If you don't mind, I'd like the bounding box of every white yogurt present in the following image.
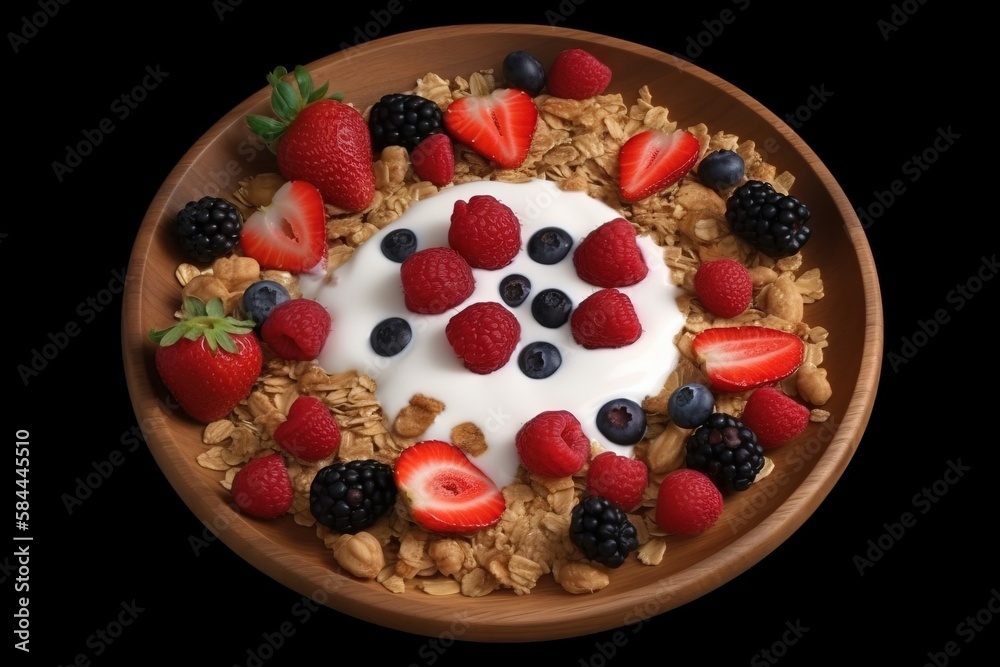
[299,180,683,488]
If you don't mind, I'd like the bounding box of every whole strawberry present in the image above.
[448,195,521,270]
[150,297,263,424]
[655,468,724,536]
[231,453,294,519]
[260,298,332,361]
[445,301,520,374]
[247,65,375,212]
[274,396,341,461]
[586,451,648,512]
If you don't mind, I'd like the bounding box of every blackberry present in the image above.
[725,180,811,258]
[368,93,444,152]
[685,413,765,492]
[309,459,397,534]
[176,196,243,263]
[569,495,639,568]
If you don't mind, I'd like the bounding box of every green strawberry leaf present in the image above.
[149,297,255,355]
[245,64,347,150]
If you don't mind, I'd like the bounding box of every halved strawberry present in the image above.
[443,87,538,169]
[393,440,506,534]
[691,326,805,392]
[240,180,327,274]
[618,129,700,202]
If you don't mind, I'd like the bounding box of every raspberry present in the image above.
[694,258,753,318]
[586,451,648,512]
[260,298,331,360]
[448,195,522,270]
[546,48,612,100]
[273,396,342,461]
[572,218,648,288]
[655,468,723,536]
[739,387,810,449]
[231,453,294,519]
[515,410,590,477]
[570,288,642,349]
[400,246,475,314]
[411,133,455,187]
[445,301,521,374]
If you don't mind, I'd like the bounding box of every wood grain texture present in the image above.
[122,24,882,641]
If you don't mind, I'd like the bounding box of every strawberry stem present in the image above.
[149,297,256,355]
[246,65,346,152]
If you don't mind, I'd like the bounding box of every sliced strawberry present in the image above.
[691,326,805,392]
[240,180,327,274]
[393,440,506,534]
[618,129,700,202]
[443,88,538,169]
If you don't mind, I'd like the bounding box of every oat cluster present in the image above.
[175,70,833,596]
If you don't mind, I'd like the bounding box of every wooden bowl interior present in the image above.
[123,24,882,641]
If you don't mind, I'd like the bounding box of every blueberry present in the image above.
[667,383,715,428]
[697,150,745,190]
[502,50,546,97]
[527,227,573,265]
[380,228,417,262]
[596,398,647,445]
[531,288,572,328]
[242,280,290,332]
[518,341,562,379]
[370,317,412,357]
[499,274,531,307]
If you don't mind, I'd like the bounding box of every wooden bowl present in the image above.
[122,24,882,641]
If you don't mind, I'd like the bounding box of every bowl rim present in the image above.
[122,23,884,641]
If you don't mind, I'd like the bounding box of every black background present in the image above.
[9,0,994,665]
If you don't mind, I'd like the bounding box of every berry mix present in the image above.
[153,49,832,596]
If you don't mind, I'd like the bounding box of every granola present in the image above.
[182,69,830,596]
